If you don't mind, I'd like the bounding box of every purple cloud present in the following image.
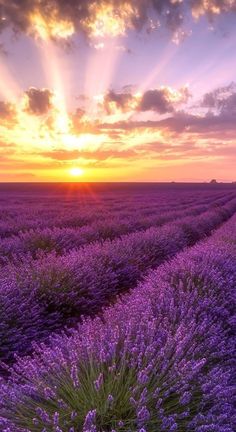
[25,87,53,115]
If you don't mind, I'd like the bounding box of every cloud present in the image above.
[11,172,36,179]
[0,100,16,125]
[191,0,236,19]
[98,108,236,136]
[139,89,174,113]
[202,82,236,115]
[42,147,138,162]
[103,90,134,114]
[0,172,36,181]
[0,80,235,176]
[71,107,86,124]
[0,100,13,117]
[24,87,53,115]
[0,0,236,42]
[101,85,191,115]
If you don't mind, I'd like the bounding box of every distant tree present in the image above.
[210,179,217,184]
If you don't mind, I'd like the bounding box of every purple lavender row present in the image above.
[0,198,236,367]
[0,192,193,236]
[1,209,236,432]
[0,194,232,264]
[0,191,228,238]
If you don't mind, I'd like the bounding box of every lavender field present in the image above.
[0,183,235,432]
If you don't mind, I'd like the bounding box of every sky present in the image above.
[0,0,236,182]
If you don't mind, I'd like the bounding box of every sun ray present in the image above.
[84,38,124,117]
[137,42,179,94]
[0,60,21,102]
[36,39,71,136]
[184,33,236,96]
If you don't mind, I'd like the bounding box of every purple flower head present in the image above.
[70,363,80,388]
[33,417,39,425]
[137,370,149,385]
[137,406,150,426]
[53,412,59,426]
[71,411,77,420]
[44,386,56,400]
[94,372,103,391]
[129,396,137,406]
[161,416,178,431]
[83,409,97,432]
[180,391,192,405]
[107,394,114,404]
[35,407,50,424]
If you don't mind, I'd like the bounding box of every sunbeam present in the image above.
[84,38,125,117]
[0,60,21,102]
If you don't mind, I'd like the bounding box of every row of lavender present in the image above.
[0,190,229,238]
[0,194,233,263]
[1,197,236,366]
[1,205,236,431]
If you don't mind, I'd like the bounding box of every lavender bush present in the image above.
[0,194,231,263]
[0,189,229,238]
[0,197,235,365]
[1,208,235,431]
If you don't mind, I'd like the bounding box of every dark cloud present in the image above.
[122,84,136,93]
[152,0,184,31]
[25,87,53,115]
[103,90,133,114]
[202,82,236,116]
[139,89,174,113]
[101,86,191,115]
[0,0,235,42]
[221,93,236,115]
[99,108,236,136]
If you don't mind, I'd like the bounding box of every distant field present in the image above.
[0,184,235,432]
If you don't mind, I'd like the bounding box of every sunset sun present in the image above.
[69,167,84,177]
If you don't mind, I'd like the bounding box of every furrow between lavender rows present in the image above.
[0,197,236,366]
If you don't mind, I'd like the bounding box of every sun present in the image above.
[69,167,84,177]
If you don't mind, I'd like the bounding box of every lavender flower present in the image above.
[0,189,235,432]
[94,373,103,391]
